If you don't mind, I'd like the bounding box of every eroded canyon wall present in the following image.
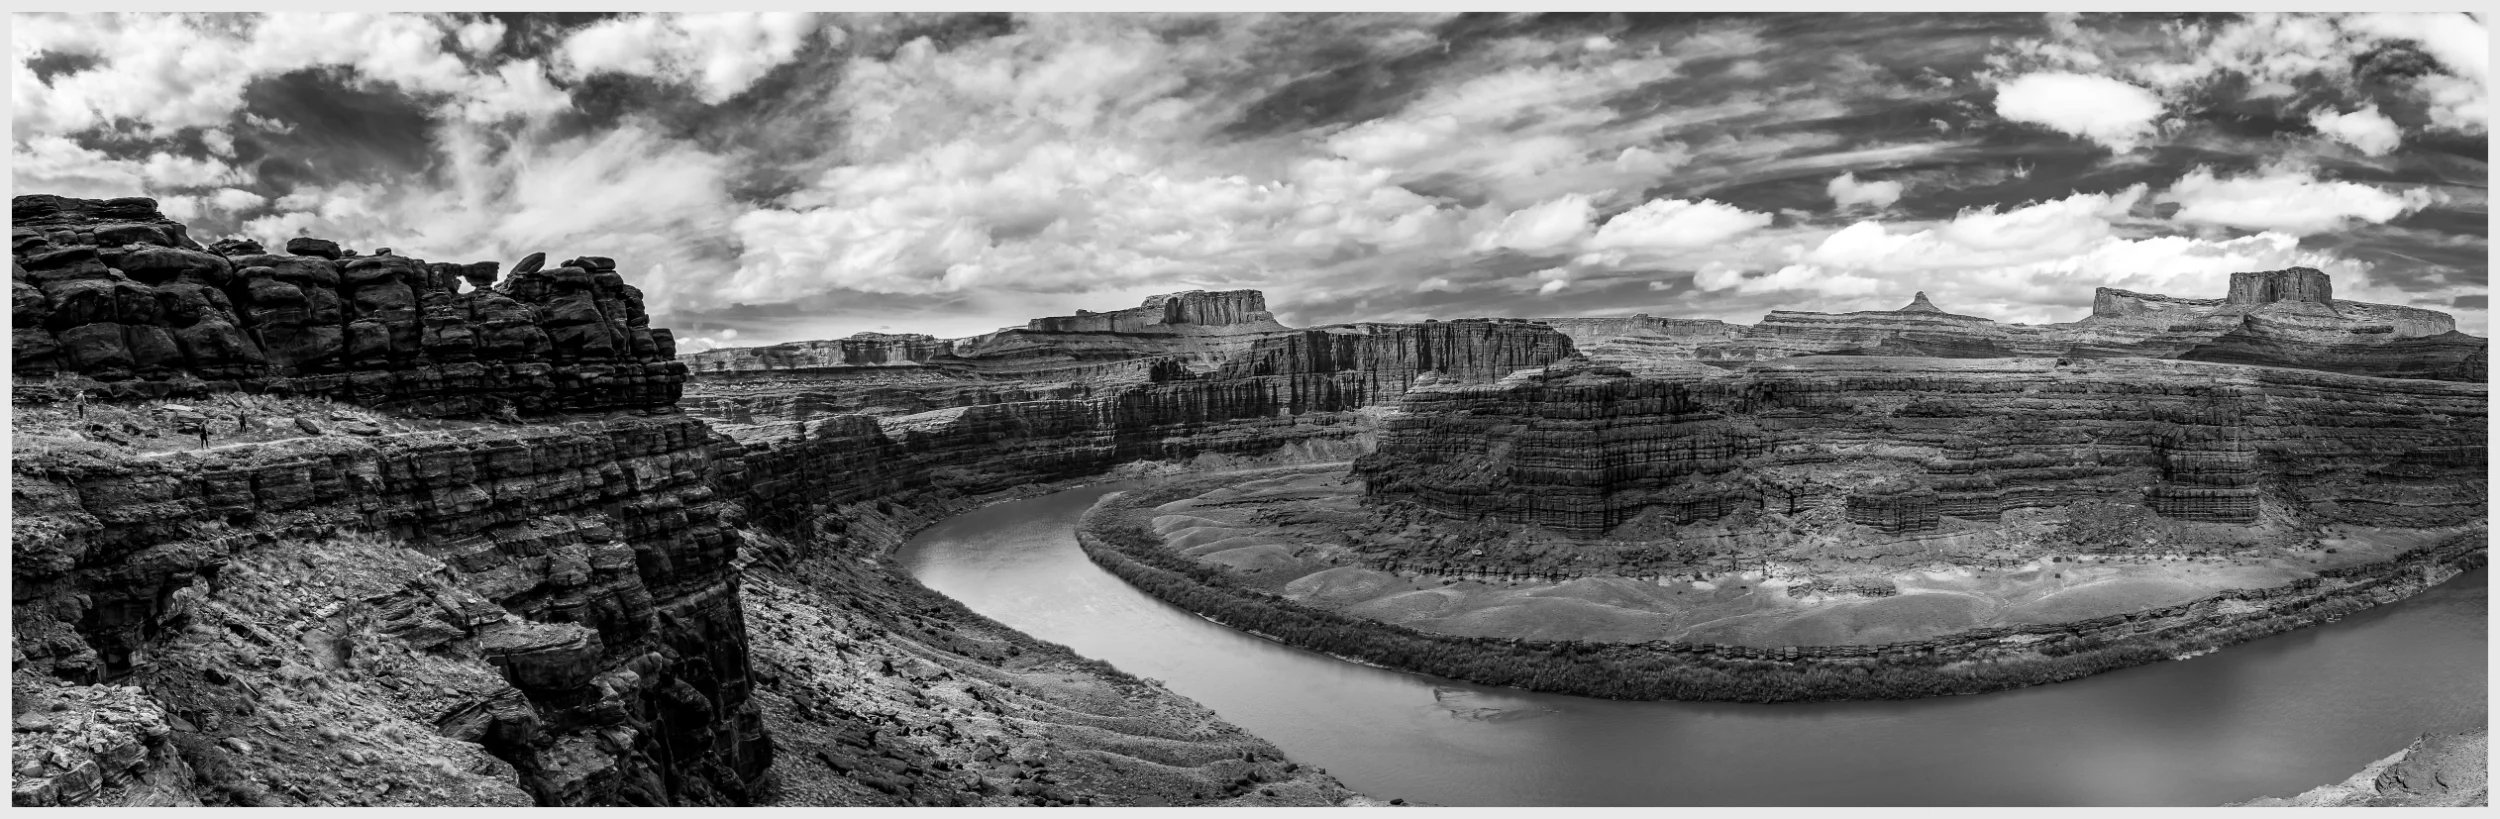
[1356,358,2486,537]
[1543,269,2485,382]
[13,194,686,415]
[11,196,755,806]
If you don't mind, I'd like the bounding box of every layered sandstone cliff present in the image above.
[1546,269,2484,382]
[11,196,756,806]
[11,195,1360,808]
[680,296,1580,487]
[11,412,766,806]
[1356,358,2485,537]
[13,195,685,415]
[683,333,954,374]
[1023,289,1285,334]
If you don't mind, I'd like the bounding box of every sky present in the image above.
[11,11,2489,349]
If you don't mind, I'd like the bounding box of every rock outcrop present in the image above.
[2233,729,2488,807]
[12,195,1360,808]
[1546,268,2484,382]
[12,195,685,415]
[1024,290,1285,334]
[683,333,954,373]
[1357,358,2485,537]
[11,413,768,806]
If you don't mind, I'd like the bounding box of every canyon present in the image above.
[9,196,1358,807]
[1073,271,2481,700]
[11,194,2484,805]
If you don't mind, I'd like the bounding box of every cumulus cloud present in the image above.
[719,17,1486,312]
[1991,71,2166,152]
[238,125,744,318]
[1825,172,1905,208]
[1531,267,1572,296]
[13,13,2481,343]
[12,13,572,136]
[1472,195,1597,254]
[1996,12,2489,138]
[11,137,240,198]
[1589,198,1773,252]
[2308,105,2403,155]
[459,59,573,123]
[210,187,266,212]
[1695,186,2372,324]
[2161,165,2440,235]
[557,13,829,104]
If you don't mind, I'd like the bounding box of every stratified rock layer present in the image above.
[13,194,1363,808]
[1542,269,2484,382]
[12,415,768,805]
[1024,289,1285,334]
[1357,358,2486,536]
[12,195,685,415]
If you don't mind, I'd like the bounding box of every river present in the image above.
[896,483,2488,806]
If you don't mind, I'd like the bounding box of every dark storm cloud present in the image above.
[24,50,103,84]
[239,68,440,189]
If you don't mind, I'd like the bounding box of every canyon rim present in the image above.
[9,9,2491,810]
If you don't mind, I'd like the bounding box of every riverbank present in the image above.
[2232,729,2488,807]
[1077,479,2487,702]
[733,469,1363,806]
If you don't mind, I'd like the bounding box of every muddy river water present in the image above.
[897,483,2487,806]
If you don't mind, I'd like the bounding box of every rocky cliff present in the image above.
[10,195,1362,808]
[1023,289,1285,334]
[1547,269,2484,382]
[13,194,685,415]
[1356,358,2485,537]
[683,333,954,374]
[12,195,754,806]
[679,297,1580,484]
[11,411,765,806]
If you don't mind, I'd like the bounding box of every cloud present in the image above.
[1686,185,2385,326]
[13,13,2484,344]
[1531,267,1572,296]
[2308,105,2403,155]
[11,12,572,137]
[557,13,830,104]
[1471,194,1595,255]
[2161,165,2440,235]
[1319,51,1696,210]
[456,18,507,57]
[1996,12,2489,137]
[1825,172,1905,208]
[210,187,266,211]
[11,137,240,198]
[458,59,573,123]
[1589,198,1773,252]
[238,125,745,319]
[1991,71,2165,152]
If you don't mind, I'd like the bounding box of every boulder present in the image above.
[285,237,343,260]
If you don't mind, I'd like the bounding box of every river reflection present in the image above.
[897,483,2487,807]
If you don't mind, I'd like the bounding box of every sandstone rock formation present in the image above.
[1357,358,2485,537]
[680,297,1579,492]
[1023,289,1286,334]
[11,195,1357,808]
[12,412,768,806]
[1542,268,2485,382]
[12,195,685,415]
[2233,729,2488,807]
